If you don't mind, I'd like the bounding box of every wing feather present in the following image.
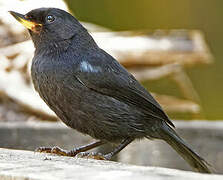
[75,50,175,128]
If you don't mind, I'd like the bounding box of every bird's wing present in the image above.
[75,51,174,128]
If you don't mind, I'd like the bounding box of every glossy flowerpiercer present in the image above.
[10,8,211,173]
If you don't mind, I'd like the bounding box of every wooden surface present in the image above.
[92,30,213,67]
[0,148,222,180]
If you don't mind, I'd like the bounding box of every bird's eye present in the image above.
[47,15,55,22]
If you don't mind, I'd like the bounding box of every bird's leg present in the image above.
[35,140,105,157]
[104,138,133,160]
[78,138,133,160]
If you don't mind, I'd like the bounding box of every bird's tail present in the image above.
[157,122,212,173]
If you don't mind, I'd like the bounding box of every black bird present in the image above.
[10,8,211,173]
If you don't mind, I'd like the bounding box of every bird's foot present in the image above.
[35,141,105,157]
[76,152,108,160]
[35,147,109,160]
[35,146,77,157]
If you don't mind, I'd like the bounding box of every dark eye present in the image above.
[47,15,55,22]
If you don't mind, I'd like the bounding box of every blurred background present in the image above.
[0,0,222,120]
[66,0,223,120]
[0,0,222,174]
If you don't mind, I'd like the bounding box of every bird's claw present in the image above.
[76,152,107,160]
[35,146,72,156]
[35,147,53,153]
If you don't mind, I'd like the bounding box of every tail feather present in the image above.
[158,122,212,173]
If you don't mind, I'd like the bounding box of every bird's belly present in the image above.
[36,77,147,142]
[31,58,148,142]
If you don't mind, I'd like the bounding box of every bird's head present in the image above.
[9,8,85,51]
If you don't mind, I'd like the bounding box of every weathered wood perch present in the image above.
[0,148,222,180]
[93,30,213,67]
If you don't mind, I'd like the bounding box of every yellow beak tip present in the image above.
[9,11,42,30]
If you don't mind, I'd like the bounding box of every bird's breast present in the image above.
[31,55,83,112]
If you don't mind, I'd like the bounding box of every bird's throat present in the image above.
[34,37,73,55]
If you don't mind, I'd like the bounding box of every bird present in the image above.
[9,8,211,173]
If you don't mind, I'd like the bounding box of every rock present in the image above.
[0,148,222,180]
[0,120,222,173]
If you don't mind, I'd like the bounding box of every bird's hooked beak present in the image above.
[9,11,42,32]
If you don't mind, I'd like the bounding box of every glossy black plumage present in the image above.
[10,8,211,173]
